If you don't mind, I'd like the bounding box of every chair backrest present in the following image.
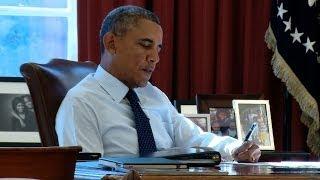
[20,59,97,146]
[0,146,81,179]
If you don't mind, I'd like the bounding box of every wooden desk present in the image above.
[0,146,81,179]
[75,161,320,179]
[260,151,311,161]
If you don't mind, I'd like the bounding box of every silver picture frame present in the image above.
[233,99,275,150]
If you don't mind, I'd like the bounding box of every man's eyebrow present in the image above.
[138,38,162,49]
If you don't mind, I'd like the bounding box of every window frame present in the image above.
[0,0,78,62]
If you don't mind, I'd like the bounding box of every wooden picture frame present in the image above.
[233,99,275,150]
[184,114,211,132]
[0,77,41,146]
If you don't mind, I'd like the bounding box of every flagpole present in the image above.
[283,87,292,153]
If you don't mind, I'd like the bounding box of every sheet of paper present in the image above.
[269,161,320,168]
[222,161,276,166]
[222,161,320,168]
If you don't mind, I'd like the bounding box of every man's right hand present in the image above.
[232,141,261,162]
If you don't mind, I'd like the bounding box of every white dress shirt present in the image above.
[55,66,242,160]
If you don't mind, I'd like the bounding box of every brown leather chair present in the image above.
[20,59,97,146]
[0,146,81,179]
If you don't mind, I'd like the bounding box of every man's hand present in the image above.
[232,141,261,162]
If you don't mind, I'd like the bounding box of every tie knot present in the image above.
[126,89,140,103]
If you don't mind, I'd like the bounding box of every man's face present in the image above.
[23,97,33,109]
[107,19,163,88]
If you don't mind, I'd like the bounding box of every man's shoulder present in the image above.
[65,74,100,101]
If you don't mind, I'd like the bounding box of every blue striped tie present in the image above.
[126,89,157,156]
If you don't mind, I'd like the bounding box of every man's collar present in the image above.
[93,65,128,103]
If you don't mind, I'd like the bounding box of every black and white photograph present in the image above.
[0,94,37,132]
[233,100,275,150]
[0,81,40,145]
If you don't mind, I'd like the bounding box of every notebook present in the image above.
[99,157,188,169]
[144,147,221,166]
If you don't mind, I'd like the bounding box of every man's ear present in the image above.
[103,32,116,55]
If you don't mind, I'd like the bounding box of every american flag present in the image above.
[265,0,320,155]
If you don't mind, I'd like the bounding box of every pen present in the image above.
[244,123,257,141]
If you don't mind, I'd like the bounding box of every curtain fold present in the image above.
[77,0,308,153]
[152,0,175,97]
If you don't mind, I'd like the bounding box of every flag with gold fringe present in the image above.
[265,0,320,155]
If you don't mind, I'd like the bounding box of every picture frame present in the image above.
[184,114,211,132]
[209,108,237,138]
[196,94,263,138]
[233,99,275,150]
[0,77,41,147]
[173,99,197,114]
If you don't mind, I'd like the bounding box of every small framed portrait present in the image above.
[0,78,41,146]
[184,114,211,132]
[174,99,197,114]
[209,108,237,138]
[233,100,275,150]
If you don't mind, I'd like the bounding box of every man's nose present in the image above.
[147,49,160,64]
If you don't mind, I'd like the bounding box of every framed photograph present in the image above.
[196,94,263,138]
[184,114,211,132]
[174,99,197,114]
[209,108,237,138]
[233,100,275,150]
[0,77,41,146]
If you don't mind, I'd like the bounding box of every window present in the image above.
[0,0,77,77]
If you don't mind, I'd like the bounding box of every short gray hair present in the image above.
[100,5,160,54]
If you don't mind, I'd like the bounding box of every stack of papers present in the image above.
[75,161,127,179]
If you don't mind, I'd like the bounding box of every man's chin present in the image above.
[137,81,148,88]
[136,80,149,87]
